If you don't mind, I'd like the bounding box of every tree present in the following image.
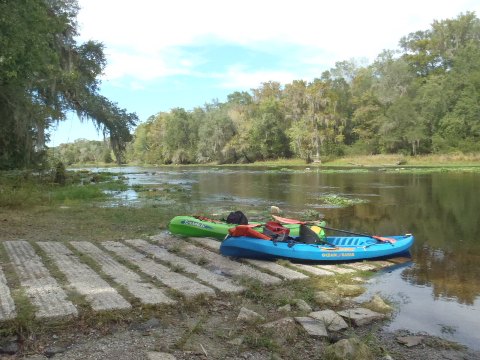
[163,108,198,164]
[0,0,137,169]
[196,107,236,163]
[249,113,290,160]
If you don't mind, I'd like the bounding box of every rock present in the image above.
[146,352,177,360]
[314,291,341,307]
[364,294,393,313]
[44,346,67,358]
[396,335,424,347]
[337,307,385,326]
[278,304,291,313]
[324,337,373,360]
[294,317,328,338]
[293,298,312,312]
[236,307,265,323]
[0,341,19,355]
[309,309,349,331]
[270,206,281,214]
[337,284,365,297]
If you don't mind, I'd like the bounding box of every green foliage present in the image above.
[0,169,118,208]
[124,12,480,165]
[0,0,136,170]
[51,139,113,165]
[249,112,291,160]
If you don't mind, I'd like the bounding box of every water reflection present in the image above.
[87,166,480,348]
[357,265,480,350]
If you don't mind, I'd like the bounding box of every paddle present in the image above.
[272,215,396,244]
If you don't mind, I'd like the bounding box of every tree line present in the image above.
[0,0,137,170]
[124,12,480,165]
[3,3,478,168]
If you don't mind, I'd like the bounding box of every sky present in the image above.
[48,0,480,146]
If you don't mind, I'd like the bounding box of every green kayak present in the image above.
[168,215,303,240]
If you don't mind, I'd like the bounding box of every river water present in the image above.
[91,165,480,349]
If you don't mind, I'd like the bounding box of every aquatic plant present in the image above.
[319,194,368,207]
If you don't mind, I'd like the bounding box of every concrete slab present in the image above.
[189,236,309,280]
[37,242,131,311]
[189,237,222,251]
[102,241,215,299]
[0,266,16,320]
[125,239,244,293]
[3,241,77,318]
[343,263,377,271]
[244,259,309,280]
[316,264,356,274]
[70,241,175,305]
[289,263,334,276]
[153,236,281,285]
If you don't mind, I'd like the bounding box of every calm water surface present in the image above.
[94,166,480,349]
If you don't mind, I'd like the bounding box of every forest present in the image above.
[123,11,480,165]
[1,1,479,168]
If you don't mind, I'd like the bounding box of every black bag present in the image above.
[226,211,248,225]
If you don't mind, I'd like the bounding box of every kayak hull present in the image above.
[168,216,301,239]
[219,234,414,262]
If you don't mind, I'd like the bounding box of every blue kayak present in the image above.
[219,234,414,261]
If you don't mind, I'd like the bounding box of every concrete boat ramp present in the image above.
[0,234,410,321]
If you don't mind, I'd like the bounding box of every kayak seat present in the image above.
[298,224,320,244]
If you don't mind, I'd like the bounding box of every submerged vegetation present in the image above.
[319,194,369,207]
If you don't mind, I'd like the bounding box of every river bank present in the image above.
[67,153,480,169]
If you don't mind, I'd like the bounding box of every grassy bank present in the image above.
[323,153,480,167]
[0,170,169,242]
[120,153,480,168]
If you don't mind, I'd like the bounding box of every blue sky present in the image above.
[48,0,480,145]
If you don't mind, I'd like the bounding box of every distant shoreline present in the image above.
[67,153,480,169]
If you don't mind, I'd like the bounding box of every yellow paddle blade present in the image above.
[311,226,321,234]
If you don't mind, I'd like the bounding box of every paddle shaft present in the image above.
[271,215,395,243]
[320,225,372,237]
[320,225,395,243]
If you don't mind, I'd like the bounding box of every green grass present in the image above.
[0,170,122,208]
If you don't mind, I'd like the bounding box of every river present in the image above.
[90,165,480,349]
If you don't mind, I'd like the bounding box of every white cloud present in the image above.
[102,49,192,80]
[77,0,479,84]
[218,65,298,89]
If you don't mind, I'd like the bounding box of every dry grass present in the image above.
[324,153,480,167]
